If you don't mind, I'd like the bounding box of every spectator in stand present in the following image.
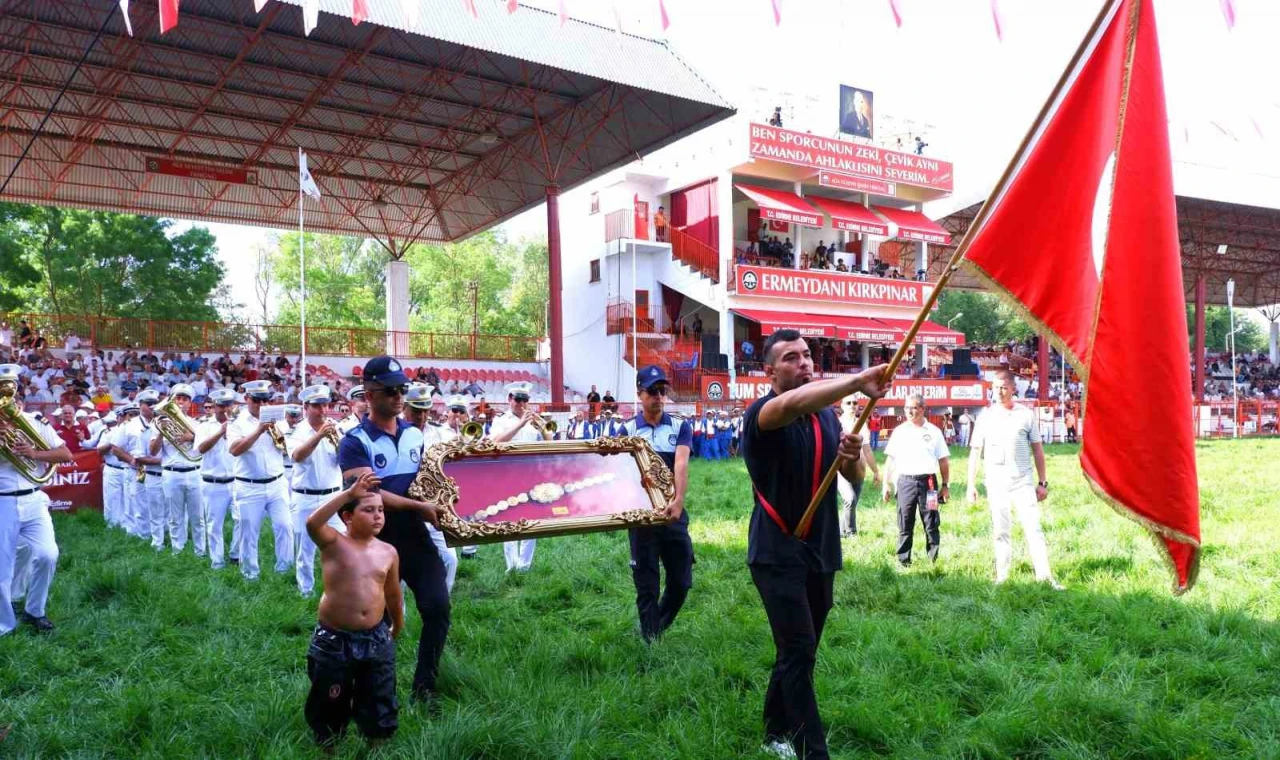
[0,321,11,348]
[692,315,703,340]
[586,385,601,418]
[462,379,484,397]
[52,405,87,451]
[835,260,849,273]
[654,205,668,243]
[602,390,617,414]
[868,408,883,450]
[18,320,33,348]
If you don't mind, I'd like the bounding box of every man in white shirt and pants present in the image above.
[152,384,206,556]
[134,390,168,550]
[287,385,343,597]
[227,379,294,580]
[966,371,1062,589]
[490,381,552,572]
[93,412,125,529]
[882,393,950,567]
[196,388,239,569]
[0,366,72,636]
[336,385,367,435]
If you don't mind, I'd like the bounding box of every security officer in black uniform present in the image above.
[623,366,693,641]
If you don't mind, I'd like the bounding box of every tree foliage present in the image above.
[932,289,1033,346]
[1188,305,1266,354]
[0,203,224,320]
[269,229,549,337]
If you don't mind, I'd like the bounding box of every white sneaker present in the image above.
[762,740,797,759]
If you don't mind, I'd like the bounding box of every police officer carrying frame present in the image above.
[623,366,693,641]
[740,331,889,760]
[338,356,448,706]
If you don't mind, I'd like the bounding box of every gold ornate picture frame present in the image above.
[408,436,675,546]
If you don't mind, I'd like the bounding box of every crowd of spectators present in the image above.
[740,223,924,281]
[1198,351,1280,399]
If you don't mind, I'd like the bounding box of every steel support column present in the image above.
[547,184,565,406]
[1194,273,1206,403]
[1038,335,1051,400]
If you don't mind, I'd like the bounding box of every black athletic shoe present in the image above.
[19,611,54,634]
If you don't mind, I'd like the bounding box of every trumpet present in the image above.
[155,399,202,462]
[267,424,287,453]
[0,381,57,484]
[460,420,485,443]
[135,463,147,484]
[530,413,557,438]
[323,425,340,448]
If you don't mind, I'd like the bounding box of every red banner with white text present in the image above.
[735,264,933,308]
[749,123,954,192]
[42,450,103,512]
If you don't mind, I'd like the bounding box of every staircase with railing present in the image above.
[670,226,720,283]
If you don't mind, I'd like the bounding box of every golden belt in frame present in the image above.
[470,472,618,520]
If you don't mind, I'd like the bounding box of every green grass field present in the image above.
[3,439,1279,759]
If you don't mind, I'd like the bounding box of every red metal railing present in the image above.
[670,226,719,282]
[0,312,540,362]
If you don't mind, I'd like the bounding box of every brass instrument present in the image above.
[267,424,287,453]
[460,420,485,443]
[155,399,203,462]
[530,413,558,438]
[322,422,340,448]
[135,464,147,484]
[0,380,57,484]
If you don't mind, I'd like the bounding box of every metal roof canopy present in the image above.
[924,196,1280,309]
[0,0,734,251]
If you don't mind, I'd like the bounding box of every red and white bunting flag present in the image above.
[302,0,319,35]
[888,0,902,28]
[118,0,133,35]
[1219,0,1236,29]
[990,0,1003,41]
[507,0,518,12]
[254,0,268,12]
[158,0,179,33]
[658,0,670,30]
[352,0,369,25]
[960,0,1200,592]
[771,0,782,26]
[558,0,568,26]
[401,0,420,28]
[463,0,478,18]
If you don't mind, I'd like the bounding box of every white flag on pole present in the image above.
[299,150,322,199]
[255,0,269,11]
[119,0,134,36]
[303,0,320,35]
[401,0,421,28]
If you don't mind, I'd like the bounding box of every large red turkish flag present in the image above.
[962,0,1200,591]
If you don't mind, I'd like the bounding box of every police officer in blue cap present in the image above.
[338,356,448,706]
[622,365,694,641]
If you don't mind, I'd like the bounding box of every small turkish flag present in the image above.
[158,0,179,33]
[463,0,478,18]
[558,0,567,26]
[961,0,1200,592]
[507,0,518,11]
[771,0,782,26]
[658,0,669,30]
[888,0,902,27]
[353,0,369,25]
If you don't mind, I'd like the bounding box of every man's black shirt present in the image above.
[741,390,845,573]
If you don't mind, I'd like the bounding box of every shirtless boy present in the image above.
[303,472,404,746]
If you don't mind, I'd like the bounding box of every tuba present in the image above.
[155,399,203,462]
[0,381,57,484]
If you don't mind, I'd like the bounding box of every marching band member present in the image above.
[94,412,126,530]
[112,404,144,538]
[227,380,294,581]
[623,366,693,641]
[196,388,239,569]
[135,390,167,551]
[404,383,458,592]
[336,385,367,435]
[288,386,343,598]
[152,383,205,556]
[283,404,303,527]
[490,381,551,573]
[0,368,71,636]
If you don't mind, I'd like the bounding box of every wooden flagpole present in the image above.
[794,0,1124,538]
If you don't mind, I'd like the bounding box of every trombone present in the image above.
[0,381,57,484]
